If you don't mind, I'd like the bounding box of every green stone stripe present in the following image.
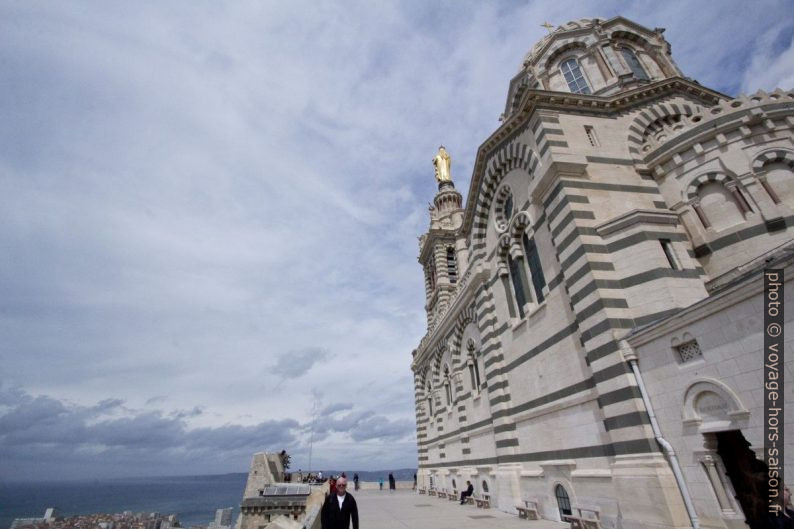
[503,322,579,372]
[421,438,659,469]
[496,438,520,448]
[597,385,643,407]
[569,268,701,306]
[494,423,517,434]
[604,411,650,431]
[491,378,596,421]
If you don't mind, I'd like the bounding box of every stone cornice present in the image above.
[595,208,679,237]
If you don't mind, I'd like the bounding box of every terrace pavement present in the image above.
[352,489,569,529]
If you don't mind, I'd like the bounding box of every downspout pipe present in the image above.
[621,341,700,529]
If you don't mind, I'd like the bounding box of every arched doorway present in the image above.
[715,430,769,529]
[555,484,572,520]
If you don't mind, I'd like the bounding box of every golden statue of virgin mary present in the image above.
[433,146,451,183]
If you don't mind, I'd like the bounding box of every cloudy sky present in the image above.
[1,0,792,481]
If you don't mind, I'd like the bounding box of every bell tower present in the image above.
[418,147,467,329]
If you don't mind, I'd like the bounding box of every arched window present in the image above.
[443,365,452,406]
[522,233,546,303]
[426,382,433,417]
[466,339,482,393]
[446,247,458,284]
[508,255,530,318]
[619,47,649,80]
[555,485,572,519]
[560,58,591,94]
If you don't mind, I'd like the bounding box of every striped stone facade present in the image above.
[411,16,794,529]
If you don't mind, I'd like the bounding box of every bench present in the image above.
[437,490,448,499]
[448,490,458,501]
[418,488,426,495]
[517,499,540,520]
[428,489,436,496]
[465,495,475,505]
[564,505,601,529]
[475,493,491,509]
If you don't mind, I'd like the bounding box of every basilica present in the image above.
[410,16,793,529]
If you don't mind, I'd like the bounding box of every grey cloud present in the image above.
[271,347,328,378]
[320,402,354,415]
[0,386,300,478]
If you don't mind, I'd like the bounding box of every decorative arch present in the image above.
[608,30,653,50]
[508,210,533,240]
[493,184,514,232]
[685,172,732,200]
[751,149,794,172]
[544,41,588,72]
[450,305,478,365]
[628,101,701,156]
[472,141,539,246]
[430,341,448,386]
[682,377,750,429]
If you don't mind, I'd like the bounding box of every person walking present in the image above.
[413,473,417,490]
[379,477,384,491]
[388,473,395,491]
[321,477,358,529]
[353,473,359,491]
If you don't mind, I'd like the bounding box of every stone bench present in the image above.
[418,488,426,495]
[427,489,436,496]
[564,505,601,529]
[464,495,475,505]
[448,489,458,501]
[437,490,448,499]
[517,499,540,520]
[475,494,491,509]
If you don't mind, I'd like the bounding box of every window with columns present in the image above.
[443,365,453,406]
[466,339,482,394]
[619,47,649,80]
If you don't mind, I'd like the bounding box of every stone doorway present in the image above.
[714,430,769,529]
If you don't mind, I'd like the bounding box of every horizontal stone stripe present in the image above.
[496,438,520,448]
[492,377,596,420]
[585,156,636,166]
[547,194,572,226]
[542,182,565,210]
[494,423,517,434]
[586,340,620,363]
[592,361,631,384]
[556,225,599,254]
[606,230,688,253]
[421,438,659,469]
[488,379,509,392]
[503,322,579,372]
[560,243,609,271]
[547,270,565,291]
[603,411,650,431]
[580,308,682,343]
[560,179,660,195]
[420,416,494,446]
[578,297,630,322]
[653,201,668,209]
[490,394,512,406]
[484,354,505,369]
[568,260,617,288]
[459,416,467,422]
[544,127,565,136]
[596,387,635,411]
[540,115,560,124]
[462,448,471,455]
[481,323,509,345]
[481,341,502,356]
[707,215,794,252]
[570,267,701,305]
[567,194,590,204]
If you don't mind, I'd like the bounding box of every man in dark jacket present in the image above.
[321,476,359,529]
[459,480,474,504]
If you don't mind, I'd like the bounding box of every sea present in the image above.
[0,474,247,529]
[0,469,417,529]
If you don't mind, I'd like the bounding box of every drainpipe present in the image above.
[620,340,700,529]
